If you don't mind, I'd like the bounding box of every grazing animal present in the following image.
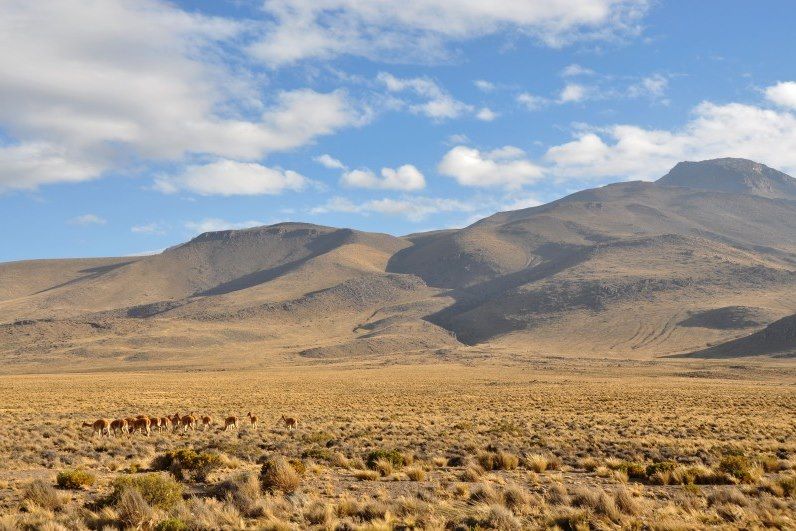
[82,419,111,437]
[224,416,238,431]
[180,413,197,432]
[132,417,151,436]
[149,417,159,432]
[280,415,298,430]
[159,417,171,432]
[110,418,129,436]
[247,412,258,429]
[171,413,182,431]
[201,415,213,430]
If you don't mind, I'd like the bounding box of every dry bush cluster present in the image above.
[0,362,794,529]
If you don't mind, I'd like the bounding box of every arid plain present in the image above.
[1,158,795,529]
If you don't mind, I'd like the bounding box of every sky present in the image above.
[2,0,796,261]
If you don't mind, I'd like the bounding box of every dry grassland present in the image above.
[0,361,794,529]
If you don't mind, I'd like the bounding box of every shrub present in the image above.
[373,458,393,477]
[116,488,154,528]
[302,447,332,461]
[478,451,518,471]
[260,456,301,493]
[56,469,96,490]
[354,469,379,481]
[152,448,224,481]
[459,466,483,482]
[155,518,189,531]
[111,473,184,509]
[215,472,263,517]
[646,460,677,478]
[23,479,63,511]
[405,466,426,481]
[366,449,407,470]
[484,505,521,530]
[719,455,759,483]
[524,454,548,473]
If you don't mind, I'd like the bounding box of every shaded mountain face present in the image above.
[657,158,796,200]
[1,159,795,370]
[675,313,796,359]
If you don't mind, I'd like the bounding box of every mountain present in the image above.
[658,158,796,200]
[1,158,795,371]
[675,313,796,358]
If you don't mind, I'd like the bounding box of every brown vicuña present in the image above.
[247,412,258,428]
[280,414,298,430]
[224,415,238,431]
[82,418,111,437]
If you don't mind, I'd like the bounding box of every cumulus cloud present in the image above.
[250,0,650,67]
[0,1,363,191]
[311,195,476,221]
[315,154,347,169]
[185,218,265,234]
[517,93,549,111]
[476,107,498,121]
[69,214,106,226]
[377,72,473,120]
[438,145,544,188]
[765,81,796,109]
[561,63,595,77]
[474,80,496,92]
[559,83,589,103]
[155,160,308,196]
[341,165,426,191]
[545,96,796,180]
[627,74,668,99]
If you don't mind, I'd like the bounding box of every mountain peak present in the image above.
[657,158,796,200]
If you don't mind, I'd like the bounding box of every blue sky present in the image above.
[2,0,796,261]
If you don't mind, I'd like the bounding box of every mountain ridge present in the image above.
[1,157,794,370]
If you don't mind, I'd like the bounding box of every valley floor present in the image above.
[0,359,794,529]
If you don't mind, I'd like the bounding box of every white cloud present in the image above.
[312,195,476,222]
[131,223,166,235]
[315,154,347,169]
[765,81,796,109]
[250,1,650,67]
[559,83,588,103]
[69,214,106,226]
[545,93,796,180]
[627,74,668,99]
[517,93,549,111]
[476,107,499,121]
[446,133,470,145]
[438,145,544,188]
[341,165,426,190]
[185,218,265,234]
[0,143,103,191]
[155,160,308,196]
[474,80,496,92]
[377,72,473,120]
[0,1,363,191]
[561,64,595,77]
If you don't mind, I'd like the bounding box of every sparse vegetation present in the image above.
[0,363,794,528]
[56,469,95,489]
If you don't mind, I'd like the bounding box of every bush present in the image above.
[156,518,189,531]
[56,469,96,490]
[116,488,153,528]
[152,448,224,481]
[260,456,301,493]
[215,472,263,517]
[23,479,63,511]
[405,466,426,481]
[524,454,548,473]
[366,449,407,470]
[478,451,518,471]
[646,460,677,478]
[111,473,184,509]
[719,455,758,483]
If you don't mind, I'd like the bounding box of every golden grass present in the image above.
[0,362,794,528]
